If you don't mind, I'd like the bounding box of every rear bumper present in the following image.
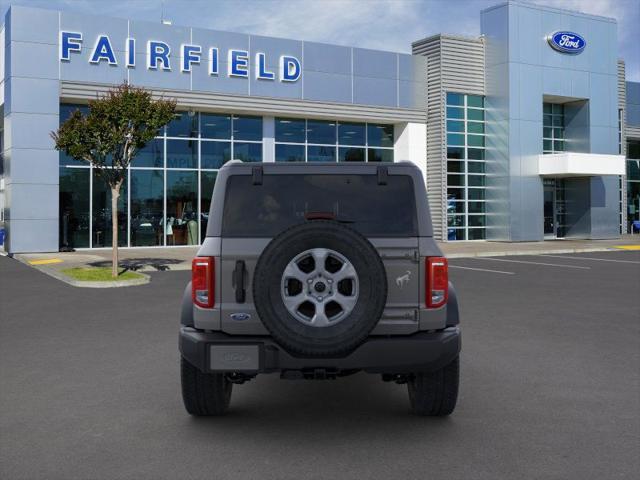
[179,326,461,375]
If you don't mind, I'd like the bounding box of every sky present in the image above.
[1,0,638,80]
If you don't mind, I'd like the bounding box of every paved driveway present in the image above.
[1,251,638,479]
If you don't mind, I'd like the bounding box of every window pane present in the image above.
[201,141,231,169]
[468,174,486,186]
[60,103,89,123]
[307,120,336,144]
[628,141,640,159]
[339,147,365,162]
[543,114,553,126]
[467,109,484,121]
[447,161,464,173]
[543,103,552,114]
[552,115,563,127]
[543,127,553,138]
[468,215,486,227]
[367,124,394,147]
[447,215,466,227]
[135,138,163,168]
[200,171,217,241]
[468,228,486,240]
[554,140,564,152]
[552,103,563,115]
[446,92,464,106]
[130,169,164,246]
[467,134,485,147]
[554,128,564,139]
[447,228,466,240]
[59,167,90,248]
[166,170,198,246]
[447,174,465,186]
[233,115,262,141]
[446,106,464,119]
[447,120,464,133]
[447,133,464,146]
[276,143,305,162]
[543,139,552,151]
[468,201,485,213]
[467,95,484,108]
[167,139,197,168]
[92,169,127,247]
[468,161,485,173]
[468,188,485,200]
[367,148,393,162]
[467,122,484,134]
[59,151,85,167]
[275,117,305,143]
[307,145,336,162]
[468,148,485,160]
[201,113,231,139]
[338,122,365,146]
[447,201,465,214]
[447,188,465,201]
[627,160,640,181]
[167,111,198,138]
[234,142,262,162]
[447,147,464,159]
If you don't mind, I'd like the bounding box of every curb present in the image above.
[444,246,622,259]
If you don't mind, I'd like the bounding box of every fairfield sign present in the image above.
[59,31,302,82]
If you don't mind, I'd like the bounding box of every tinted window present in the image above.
[221,174,418,237]
[275,118,306,143]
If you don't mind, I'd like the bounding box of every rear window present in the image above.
[221,174,417,237]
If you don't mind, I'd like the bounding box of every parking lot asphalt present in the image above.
[1,250,639,480]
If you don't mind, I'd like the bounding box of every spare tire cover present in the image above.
[253,220,387,357]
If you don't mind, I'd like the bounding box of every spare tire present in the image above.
[253,220,387,357]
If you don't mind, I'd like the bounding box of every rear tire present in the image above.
[181,357,232,416]
[407,356,459,416]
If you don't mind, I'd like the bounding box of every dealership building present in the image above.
[0,1,639,252]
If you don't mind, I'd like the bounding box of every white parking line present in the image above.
[473,257,591,269]
[449,265,515,275]
[540,254,640,265]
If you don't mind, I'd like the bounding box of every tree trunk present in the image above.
[111,184,121,279]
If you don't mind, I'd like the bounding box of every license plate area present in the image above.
[209,344,260,372]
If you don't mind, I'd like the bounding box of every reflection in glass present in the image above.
[339,147,365,162]
[201,141,231,169]
[276,144,305,162]
[275,118,305,143]
[201,113,231,139]
[338,122,365,146]
[59,167,90,248]
[307,145,336,162]
[135,138,163,168]
[92,169,127,247]
[233,142,262,162]
[367,124,394,147]
[307,120,336,145]
[446,93,464,106]
[233,115,262,141]
[368,148,393,162]
[130,170,164,246]
[200,171,217,241]
[167,139,197,168]
[167,111,198,138]
[59,104,90,167]
[167,171,198,245]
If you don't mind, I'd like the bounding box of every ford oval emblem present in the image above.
[230,312,251,321]
[547,31,586,54]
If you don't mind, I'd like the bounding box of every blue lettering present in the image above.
[90,35,117,65]
[60,31,82,61]
[280,56,301,82]
[256,53,275,80]
[229,50,249,77]
[181,44,201,72]
[209,48,219,75]
[148,41,171,70]
[126,38,135,67]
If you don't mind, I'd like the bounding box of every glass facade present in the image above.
[627,140,640,233]
[58,105,263,248]
[543,103,565,154]
[274,118,394,163]
[445,92,486,241]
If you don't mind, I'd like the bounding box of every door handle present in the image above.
[233,260,246,303]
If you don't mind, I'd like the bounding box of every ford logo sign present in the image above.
[230,312,251,321]
[547,31,586,54]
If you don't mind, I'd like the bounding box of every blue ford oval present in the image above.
[547,31,586,54]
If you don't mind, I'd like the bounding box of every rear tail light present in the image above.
[426,257,448,308]
[192,257,214,308]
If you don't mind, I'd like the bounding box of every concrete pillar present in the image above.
[394,122,427,182]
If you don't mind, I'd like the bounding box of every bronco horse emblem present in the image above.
[396,270,411,288]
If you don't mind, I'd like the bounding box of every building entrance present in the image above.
[543,178,567,238]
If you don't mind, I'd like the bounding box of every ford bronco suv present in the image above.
[179,161,460,416]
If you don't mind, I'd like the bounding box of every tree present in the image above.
[52,83,176,278]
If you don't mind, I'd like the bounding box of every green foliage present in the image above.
[52,83,176,187]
